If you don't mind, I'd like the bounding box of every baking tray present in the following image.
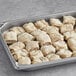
[0,11,76,71]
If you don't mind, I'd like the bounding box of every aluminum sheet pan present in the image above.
[0,11,76,71]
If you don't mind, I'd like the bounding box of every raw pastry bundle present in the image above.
[23,22,37,33]
[41,45,56,56]
[46,53,61,61]
[18,32,34,42]
[25,41,39,51]
[42,26,64,42]
[57,49,72,58]
[9,26,25,35]
[53,40,68,51]
[32,57,49,64]
[3,31,17,44]
[31,29,51,45]
[29,50,44,59]
[63,31,76,40]
[2,15,76,65]
[35,20,49,29]
[63,16,75,25]
[60,24,73,33]
[50,18,63,27]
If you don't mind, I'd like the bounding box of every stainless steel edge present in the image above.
[0,11,76,71]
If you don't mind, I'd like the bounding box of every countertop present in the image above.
[0,0,76,76]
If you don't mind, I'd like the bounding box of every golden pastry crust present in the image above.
[41,45,56,56]
[67,38,76,52]
[46,53,61,61]
[9,42,25,50]
[23,22,37,33]
[9,26,25,35]
[25,41,39,51]
[18,32,34,42]
[50,18,63,27]
[29,50,44,59]
[35,20,49,29]
[18,56,31,64]
[57,49,72,58]
[53,40,68,51]
[3,31,17,44]
[60,24,73,33]
[31,29,51,46]
[63,16,75,25]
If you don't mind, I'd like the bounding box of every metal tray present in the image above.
[0,11,76,71]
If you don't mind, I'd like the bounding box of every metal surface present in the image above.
[0,11,76,71]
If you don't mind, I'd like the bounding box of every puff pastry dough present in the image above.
[3,31,17,44]
[53,40,68,51]
[40,57,49,62]
[9,42,25,50]
[32,57,49,64]
[57,49,72,58]
[13,49,28,60]
[31,29,51,45]
[18,32,34,42]
[63,31,76,40]
[18,56,31,64]
[29,50,44,59]
[50,18,63,27]
[35,20,49,29]
[42,26,59,33]
[41,45,56,56]
[23,22,37,33]
[32,57,42,64]
[63,16,75,25]
[49,32,64,42]
[67,38,76,51]
[46,53,61,61]
[60,24,73,33]
[25,41,39,51]
[9,26,25,35]
[42,26,63,42]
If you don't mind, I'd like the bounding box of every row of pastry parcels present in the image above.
[3,25,76,46]
[3,16,76,45]
[8,41,76,64]
[9,41,74,64]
